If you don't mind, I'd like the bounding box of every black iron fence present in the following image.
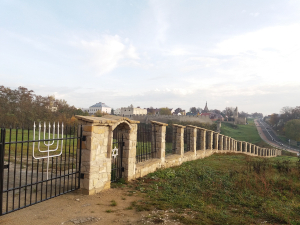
[0,124,82,216]
[165,126,175,154]
[196,129,201,150]
[111,128,124,183]
[184,128,190,152]
[136,123,157,163]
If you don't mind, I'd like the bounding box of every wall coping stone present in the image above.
[186,125,198,128]
[172,124,186,128]
[150,120,168,126]
[75,115,140,125]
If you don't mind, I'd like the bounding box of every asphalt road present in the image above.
[255,119,300,154]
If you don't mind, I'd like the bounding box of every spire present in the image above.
[203,101,209,113]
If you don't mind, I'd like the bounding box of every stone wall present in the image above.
[75,115,281,195]
[125,114,213,125]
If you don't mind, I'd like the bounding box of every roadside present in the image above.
[254,119,298,154]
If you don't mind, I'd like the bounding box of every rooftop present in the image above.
[90,102,111,108]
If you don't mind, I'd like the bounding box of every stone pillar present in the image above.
[247,143,251,154]
[223,136,228,151]
[186,125,197,155]
[213,132,219,151]
[199,128,206,151]
[173,124,185,157]
[206,130,213,151]
[151,121,168,164]
[227,138,231,151]
[218,135,223,151]
[254,146,258,155]
[74,115,141,195]
[123,123,138,181]
[79,123,111,195]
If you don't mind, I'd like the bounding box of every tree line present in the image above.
[268,106,300,141]
[0,86,88,128]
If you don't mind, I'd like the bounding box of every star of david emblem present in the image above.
[112,146,119,159]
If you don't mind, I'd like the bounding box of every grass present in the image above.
[220,119,274,148]
[2,128,79,158]
[128,154,300,224]
[110,200,117,206]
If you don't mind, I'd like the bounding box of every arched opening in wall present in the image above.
[111,122,130,183]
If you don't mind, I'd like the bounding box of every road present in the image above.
[254,119,300,154]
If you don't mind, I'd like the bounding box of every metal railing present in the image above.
[136,123,157,163]
[0,124,82,216]
[184,128,190,152]
[165,126,175,154]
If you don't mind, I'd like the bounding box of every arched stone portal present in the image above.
[75,115,139,195]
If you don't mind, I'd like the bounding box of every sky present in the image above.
[1,0,300,116]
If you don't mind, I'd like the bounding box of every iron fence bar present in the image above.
[5,136,78,145]
[2,171,79,193]
[0,128,6,215]
[25,127,30,208]
[12,127,18,211]
[18,128,24,209]
[78,125,82,189]
[6,128,12,213]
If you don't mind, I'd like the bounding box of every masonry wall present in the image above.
[126,114,213,125]
[133,121,280,180]
[76,115,281,195]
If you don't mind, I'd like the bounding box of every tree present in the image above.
[223,107,234,117]
[269,114,279,127]
[159,107,171,115]
[174,108,183,115]
[285,119,300,141]
[190,107,197,114]
[252,112,263,118]
[111,108,115,115]
[148,107,156,115]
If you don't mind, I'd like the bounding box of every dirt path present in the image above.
[0,185,183,225]
[0,187,149,225]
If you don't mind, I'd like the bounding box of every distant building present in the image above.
[201,102,211,116]
[114,108,121,115]
[80,108,89,113]
[46,106,58,112]
[121,105,147,116]
[89,102,111,115]
[147,107,174,115]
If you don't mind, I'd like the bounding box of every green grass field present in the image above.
[220,119,273,148]
[119,154,300,224]
[1,128,79,162]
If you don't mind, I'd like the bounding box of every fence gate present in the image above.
[111,128,124,182]
[0,123,82,216]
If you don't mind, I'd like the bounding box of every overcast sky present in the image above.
[1,0,300,115]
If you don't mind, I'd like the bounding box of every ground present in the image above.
[0,186,181,225]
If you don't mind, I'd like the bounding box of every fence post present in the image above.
[173,124,185,157]
[186,125,197,156]
[213,132,219,152]
[199,128,206,151]
[151,121,168,164]
[218,134,223,151]
[0,128,5,215]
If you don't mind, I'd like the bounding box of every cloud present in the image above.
[79,35,139,75]
[250,12,259,17]
[211,24,300,84]
[149,0,170,44]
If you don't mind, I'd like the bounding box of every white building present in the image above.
[89,102,111,114]
[114,108,121,115]
[120,105,147,116]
